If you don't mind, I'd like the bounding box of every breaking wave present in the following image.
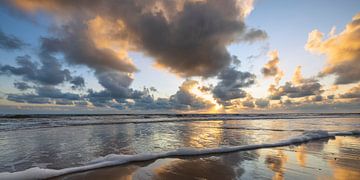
[1,113,359,132]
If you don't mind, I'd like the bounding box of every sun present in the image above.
[189,83,222,113]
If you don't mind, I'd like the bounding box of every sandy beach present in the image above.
[53,136,360,180]
[1,114,360,179]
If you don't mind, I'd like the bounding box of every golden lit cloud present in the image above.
[292,66,304,85]
[236,0,255,18]
[262,50,284,85]
[305,12,360,84]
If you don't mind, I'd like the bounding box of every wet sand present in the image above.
[53,136,360,180]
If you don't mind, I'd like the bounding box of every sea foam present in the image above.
[0,130,359,180]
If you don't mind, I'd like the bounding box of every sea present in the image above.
[0,113,359,179]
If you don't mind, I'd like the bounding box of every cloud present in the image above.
[0,55,79,86]
[169,80,215,110]
[6,86,80,104]
[238,28,267,42]
[291,66,303,85]
[246,43,269,61]
[327,95,335,100]
[269,66,323,100]
[261,50,284,84]
[213,65,256,103]
[95,70,133,98]
[39,24,138,75]
[269,81,322,100]
[35,86,80,100]
[13,82,31,91]
[70,76,85,90]
[85,87,149,108]
[255,98,269,108]
[0,29,27,50]
[241,98,255,108]
[236,0,255,18]
[149,87,157,92]
[339,85,360,99]
[6,0,266,78]
[305,13,360,84]
[86,90,113,107]
[1,0,267,112]
[85,79,216,111]
[7,94,51,104]
[2,0,271,112]
[275,99,360,113]
[310,95,323,102]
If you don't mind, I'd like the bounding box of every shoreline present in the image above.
[1,130,359,180]
[53,135,360,180]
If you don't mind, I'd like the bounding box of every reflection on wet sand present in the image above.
[55,136,360,180]
[265,150,288,180]
[295,145,306,167]
[147,157,235,180]
[324,137,360,180]
[261,136,360,180]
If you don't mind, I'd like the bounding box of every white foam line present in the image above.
[0,130,359,180]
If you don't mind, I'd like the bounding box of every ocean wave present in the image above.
[1,130,359,180]
[1,113,359,132]
[216,125,306,132]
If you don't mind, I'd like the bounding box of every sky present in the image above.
[0,0,359,114]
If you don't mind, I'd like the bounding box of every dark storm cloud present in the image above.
[327,95,335,100]
[7,94,51,104]
[128,80,214,110]
[311,95,323,102]
[269,81,323,100]
[40,28,138,75]
[241,99,255,108]
[6,86,80,104]
[131,0,245,77]
[13,82,31,91]
[0,53,87,89]
[2,0,269,111]
[269,66,323,100]
[55,99,74,105]
[213,67,256,102]
[149,87,157,92]
[6,0,266,78]
[255,98,269,108]
[0,29,27,50]
[86,90,113,107]
[0,55,73,85]
[70,76,85,90]
[84,70,150,108]
[132,97,173,110]
[280,99,294,106]
[85,88,142,109]
[86,80,213,111]
[85,82,152,108]
[238,28,267,42]
[35,86,80,100]
[95,71,133,98]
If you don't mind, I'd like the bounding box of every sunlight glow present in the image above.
[189,83,222,112]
